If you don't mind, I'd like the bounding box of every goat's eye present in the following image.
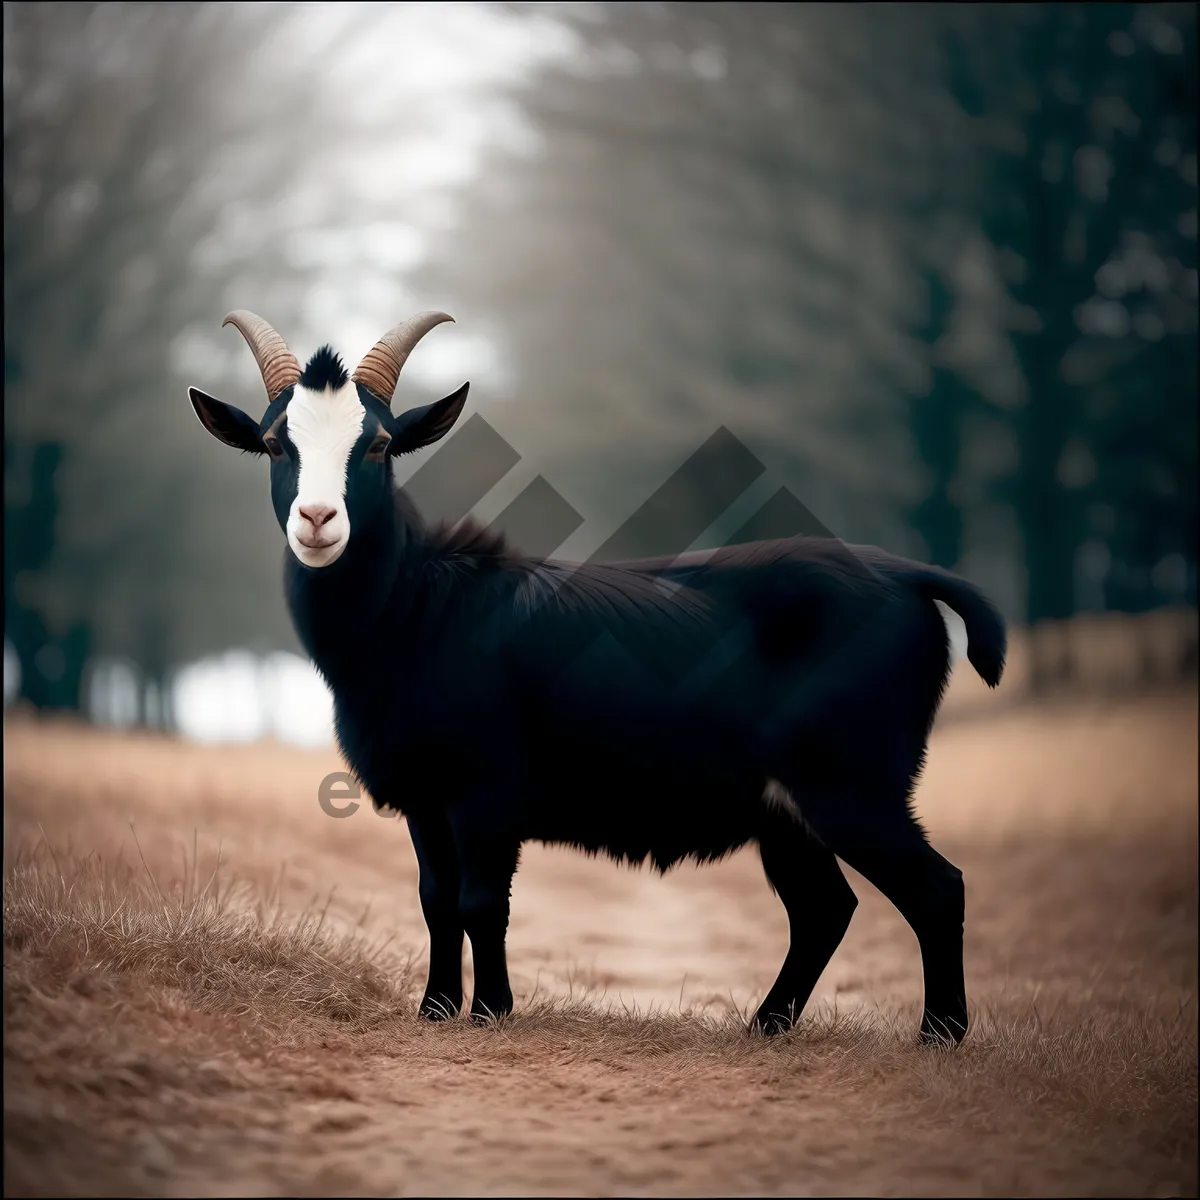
[368,436,390,457]
[264,437,283,459]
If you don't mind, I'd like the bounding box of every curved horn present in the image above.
[352,311,454,405]
[222,310,301,403]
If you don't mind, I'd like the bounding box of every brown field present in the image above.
[3,689,1197,1197]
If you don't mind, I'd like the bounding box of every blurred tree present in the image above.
[8,0,1192,724]
[4,438,91,709]
[3,2,383,718]
[942,2,1197,688]
[414,1,959,561]
[908,265,973,571]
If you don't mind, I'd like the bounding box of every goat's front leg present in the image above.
[407,810,464,1021]
[446,790,519,1024]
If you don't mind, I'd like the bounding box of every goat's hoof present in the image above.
[918,1011,967,1046]
[418,995,462,1022]
[750,1008,796,1037]
[469,996,513,1026]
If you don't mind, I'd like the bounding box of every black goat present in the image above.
[190,310,1006,1043]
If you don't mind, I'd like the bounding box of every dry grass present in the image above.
[3,690,1197,1197]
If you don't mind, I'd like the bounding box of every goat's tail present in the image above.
[902,565,1007,688]
[844,545,1008,687]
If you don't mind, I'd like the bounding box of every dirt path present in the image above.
[4,694,1197,1196]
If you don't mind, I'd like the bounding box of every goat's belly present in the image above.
[522,766,764,872]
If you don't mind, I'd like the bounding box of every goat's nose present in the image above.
[299,504,337,528]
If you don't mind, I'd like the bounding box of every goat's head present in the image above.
[189,311,468,568]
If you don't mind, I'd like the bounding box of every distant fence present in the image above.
[939,605,1199,721]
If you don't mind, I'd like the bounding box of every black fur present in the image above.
[283,479,1005,1042]
[194,370,1007,1045]
[299,345,349,392]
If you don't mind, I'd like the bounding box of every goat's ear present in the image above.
[390,382,469,455]
[188,387,266,454]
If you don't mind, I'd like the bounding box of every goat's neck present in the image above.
[285,487,423,679]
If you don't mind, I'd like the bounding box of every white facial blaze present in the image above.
[285,380,365,568]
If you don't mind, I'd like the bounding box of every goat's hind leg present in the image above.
[752,801,858,1036]
[849,836,967,1045]
[809,806,968,1045]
